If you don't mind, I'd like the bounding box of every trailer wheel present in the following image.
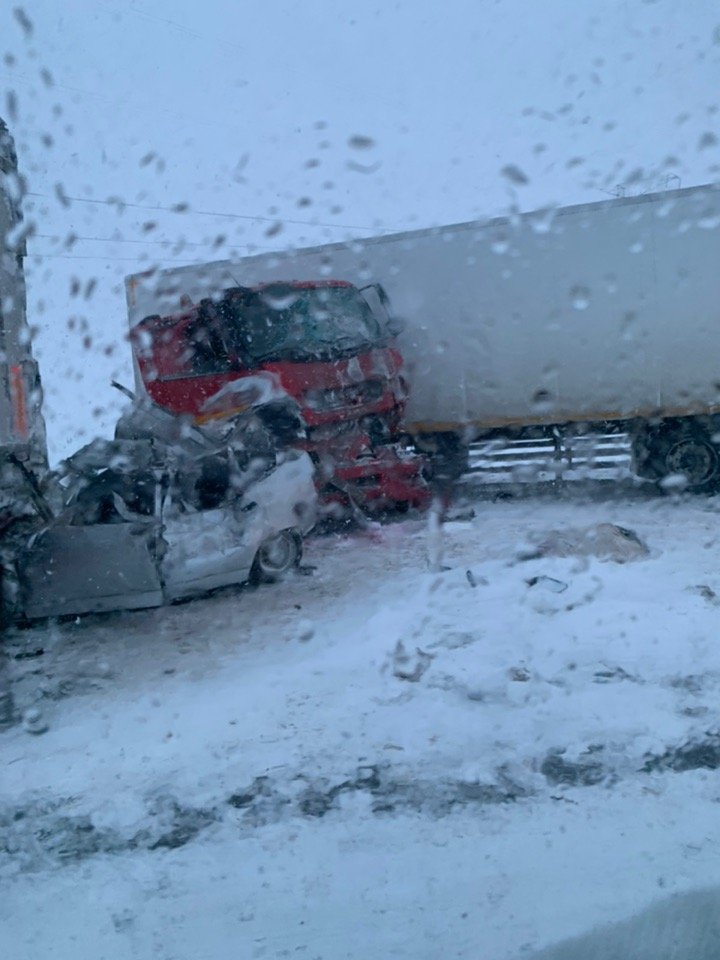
[250,530,302,584]
[633,423,719,493]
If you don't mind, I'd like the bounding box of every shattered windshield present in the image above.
[220,283,383,361]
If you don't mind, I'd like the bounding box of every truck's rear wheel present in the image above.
[632,422,720,493]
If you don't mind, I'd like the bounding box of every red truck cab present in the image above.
[130,280,429,513]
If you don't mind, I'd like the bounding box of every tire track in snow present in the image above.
[5,729,720,874]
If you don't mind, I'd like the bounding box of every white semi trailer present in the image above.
[126,183,720,490]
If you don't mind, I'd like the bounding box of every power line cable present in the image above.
[34,232,259,249]
[25,191,375,231]
[27,253,195,263]
[96,0,248,57]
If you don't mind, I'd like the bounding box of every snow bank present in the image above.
[3,494,720,958]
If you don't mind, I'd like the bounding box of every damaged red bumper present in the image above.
[317,445,431,513]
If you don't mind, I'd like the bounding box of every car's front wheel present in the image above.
[250,530,302,584]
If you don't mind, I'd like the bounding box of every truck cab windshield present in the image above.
[218,283,384,362]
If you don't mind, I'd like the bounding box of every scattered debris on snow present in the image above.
[390,640,434,682]
[643,732,720,773]
[465,568,488,587]
[21,707,47,735]
[540,749,607,788]
[690,583,720,606]
[524,522,650,564]
[293,618,315,643]
[526,575,569,593]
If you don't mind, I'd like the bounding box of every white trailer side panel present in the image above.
[126,183,720,433]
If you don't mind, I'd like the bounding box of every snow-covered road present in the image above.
[3,489,720,958]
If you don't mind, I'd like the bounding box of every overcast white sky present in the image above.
[1,0,719,461]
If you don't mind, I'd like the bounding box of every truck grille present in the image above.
[305,379,385,412]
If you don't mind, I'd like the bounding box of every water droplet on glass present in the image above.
[623,167,644,186]
[500,164,529,186]
[698,212,720,230]
[620,311,637,341]
[490,234,509,255]
[570,286,590,310]
[261,290,299,310]
[531,389,554,413]
[13,7,33,37]
[348,134,375,149]
[660,473,688,492]
[529,207,557,234]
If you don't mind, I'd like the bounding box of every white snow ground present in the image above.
[3,486,720,959]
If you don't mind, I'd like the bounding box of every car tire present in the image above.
[250,530,302,584]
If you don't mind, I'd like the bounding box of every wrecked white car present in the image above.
[4,385,317,621]
[13,451,316,621]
